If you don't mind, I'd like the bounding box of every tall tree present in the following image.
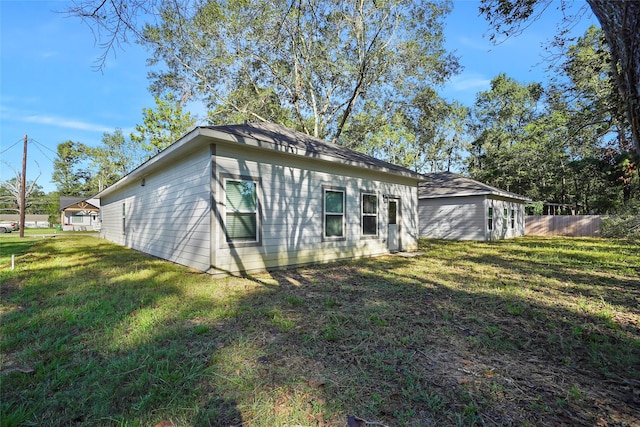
[341,90,468,173]
[0,177,44,215]
[52,141,93,196]
[66,0,460,147]
[91,129,142,192]
[478,0,640,154]
[130,92,196,154]
[549,25,638,210]
[467,74,543,194]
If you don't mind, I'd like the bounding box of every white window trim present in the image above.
[223,176,261,247]
[323,186,346,241]
[361,191,379,238]
[487,206,494,231]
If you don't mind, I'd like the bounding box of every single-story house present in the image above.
[418,172,530,240]
[0,214,50,228]
[96,122,424,275]
[60,197,100,231]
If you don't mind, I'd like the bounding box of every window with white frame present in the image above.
[487,207,493,231]
[511,208,515,229]
[324,188,345,238]
[225,178,259,243]
[361,192,378,236]
[503,208,508,230]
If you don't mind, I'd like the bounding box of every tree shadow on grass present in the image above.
[1,236,639,426]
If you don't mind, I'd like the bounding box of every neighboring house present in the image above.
[418,172,530,241]
[97,122,424,275]
[0,214,50,228]
[60,197,101,231]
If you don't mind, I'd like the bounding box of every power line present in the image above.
[30,139,56,163]
[0,138,24,155]
[29,138,57,155]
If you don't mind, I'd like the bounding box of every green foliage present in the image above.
[90,129,142,192]
[467,73,545,195]
[51,141,93,196]
[479,0,640,154]
[601,214,640,240]
[343,89,469,173]
[466,26,639,214]
[526,201,544,216]
[130,93,196,154]
[144,0,460,145]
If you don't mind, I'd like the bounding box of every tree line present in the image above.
[2,0,638,218]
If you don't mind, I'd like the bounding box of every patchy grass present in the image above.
[1,235,639,426]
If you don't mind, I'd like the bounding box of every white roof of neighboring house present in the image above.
[97,122,426,199]
[419,172,531,202]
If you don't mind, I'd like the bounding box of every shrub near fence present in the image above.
[525,215,602,237]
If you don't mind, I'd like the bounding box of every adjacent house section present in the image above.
[96,122,424,275]
[60,197,101,231]
[418,172,530,240]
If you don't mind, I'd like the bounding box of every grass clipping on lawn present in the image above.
[1,235,639,426]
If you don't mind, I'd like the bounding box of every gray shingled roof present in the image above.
[204,122,422,179]
[96,122,425,199]
[419,172,530,202]
[59,197,99,211]
[59,196,87,211]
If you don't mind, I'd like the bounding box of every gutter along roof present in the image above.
[96,122,425,199]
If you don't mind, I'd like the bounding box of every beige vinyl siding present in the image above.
[485,196,526,240]
[418,195,486,240]
[211,144,418,275]
[100,147,212,271]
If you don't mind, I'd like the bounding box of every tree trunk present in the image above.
[586,0,640,154]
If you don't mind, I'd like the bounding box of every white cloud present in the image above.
[457,35,490,52]
[1,107,112,133]
[40,51,58,59]
[448,74,491,91]
[22,114,113,133]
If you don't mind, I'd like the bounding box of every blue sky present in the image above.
[0,0,597,193]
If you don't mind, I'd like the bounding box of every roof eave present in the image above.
[97,126,424,199]
[420,191,531,202]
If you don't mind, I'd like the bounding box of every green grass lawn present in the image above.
[1,235,639,426]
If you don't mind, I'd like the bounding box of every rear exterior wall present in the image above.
[418,196,486,240]
[99,141,419,275]
[418,195,526,240]
[211,143,419,275]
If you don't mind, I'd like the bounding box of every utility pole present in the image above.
[20,134,27,238]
